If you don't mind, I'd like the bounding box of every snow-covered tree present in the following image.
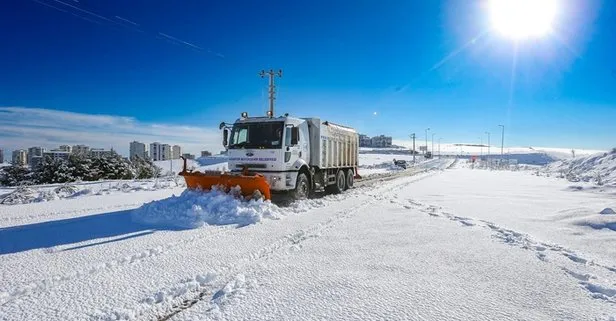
[89,155,133,180]
[68,154,93,181]
[3,154,160,185]
[131,155,161,179]
[33,156,74,184]
[0,165,34,186]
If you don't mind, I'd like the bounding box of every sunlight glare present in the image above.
[489,0,557,39]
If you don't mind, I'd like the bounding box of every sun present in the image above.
[489,0,558,39]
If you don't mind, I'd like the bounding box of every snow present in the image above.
[2,158,616,320]
[0,178,185,205]
[132,187,282,229]
[545,150,616,186]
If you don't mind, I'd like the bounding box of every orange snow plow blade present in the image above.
[178,157,271,200]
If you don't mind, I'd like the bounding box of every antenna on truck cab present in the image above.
[259,69,283,117]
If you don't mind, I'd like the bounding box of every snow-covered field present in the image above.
[1,156,616,320]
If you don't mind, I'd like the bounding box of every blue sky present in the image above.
[1,0,615,155]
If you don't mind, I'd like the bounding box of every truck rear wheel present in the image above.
[328,170,346,194]
[346,169,354,189]
[292,173,310,200]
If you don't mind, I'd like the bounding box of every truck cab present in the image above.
[224,115,310,192]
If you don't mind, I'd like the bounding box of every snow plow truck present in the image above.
[180,112,360,200]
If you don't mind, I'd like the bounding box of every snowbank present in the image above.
[131,187,282,229]
[545,150,616,186]
[573,213,616,232]
[0,179,184,205]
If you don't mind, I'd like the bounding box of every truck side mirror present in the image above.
[222,130,229,147]
[291,127,299,145]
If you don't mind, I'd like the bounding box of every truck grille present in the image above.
[235,163,267,169]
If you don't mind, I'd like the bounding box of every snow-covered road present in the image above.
[1,160,615,320]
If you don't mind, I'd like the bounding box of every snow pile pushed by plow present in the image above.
[131,186,283,229]
[546,150,616,185]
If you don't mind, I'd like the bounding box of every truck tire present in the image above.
[292,173,310,200]
[329,170,346,194]
[346,169,354,189]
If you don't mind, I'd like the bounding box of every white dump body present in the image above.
[303,118,359,170]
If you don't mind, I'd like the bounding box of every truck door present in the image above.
[284,126,300,168]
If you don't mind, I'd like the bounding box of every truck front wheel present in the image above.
[292,173,310,200]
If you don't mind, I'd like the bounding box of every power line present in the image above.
[30,0,224,59]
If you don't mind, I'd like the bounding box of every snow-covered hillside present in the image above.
[545,150,616,186]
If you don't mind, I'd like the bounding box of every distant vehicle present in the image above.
[393,159,407,169]
[425,151,432,159]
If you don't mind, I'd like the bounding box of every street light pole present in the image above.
[480,137,483,158]
[425,128,430,156]
[498,124,505,164]
[485,132,490,156]
[431,133,436,156]
[485,131,490,167]
[438,138,442,158]
[410,133,416,164]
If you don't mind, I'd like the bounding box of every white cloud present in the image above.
[0,107,223,157]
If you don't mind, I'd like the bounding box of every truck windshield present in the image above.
[229,122,284,149]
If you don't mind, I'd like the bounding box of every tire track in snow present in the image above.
[117,166,454,321]
[397,198,616,304]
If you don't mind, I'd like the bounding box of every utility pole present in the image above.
[410,133,416,164]
[438,138,442,158]
[425,128,430,156]
[260,69,283,117]
[498,124,505,165]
